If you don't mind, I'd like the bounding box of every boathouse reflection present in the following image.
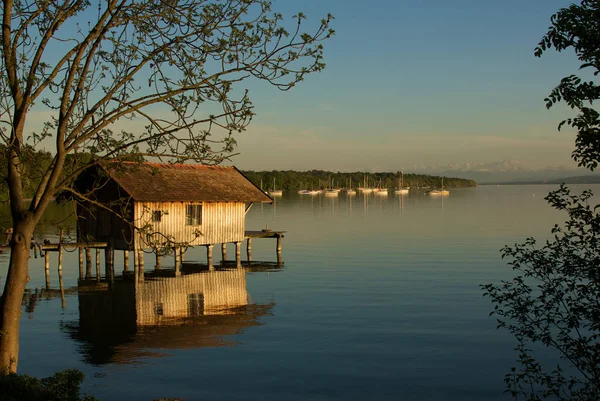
[62,269,274,365]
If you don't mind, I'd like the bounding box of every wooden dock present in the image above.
[19,230,285,290]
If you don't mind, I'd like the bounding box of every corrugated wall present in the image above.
[133,201,245,250]
[135,269,248,325]
[77,203,134,250]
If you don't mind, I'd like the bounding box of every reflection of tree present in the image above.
[21,287,77,319]
[0,202,76,241]
[61,270,274,365]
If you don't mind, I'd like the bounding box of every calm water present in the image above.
[3,184,594,401]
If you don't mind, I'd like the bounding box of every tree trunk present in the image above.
[0,224,32,374]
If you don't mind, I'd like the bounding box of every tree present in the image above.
[483,1,600,399]
[534,0,600,171]
[0,0,333,373]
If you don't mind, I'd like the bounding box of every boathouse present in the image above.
[72,162,272,255]
[66,270,274,364]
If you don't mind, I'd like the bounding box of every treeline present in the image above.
[242,170,476,190]
[0,145,476,199]
[0,146,138,200]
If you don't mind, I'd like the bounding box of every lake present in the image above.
[2,184,592,401]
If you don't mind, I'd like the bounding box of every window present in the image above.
[152,210,162,222]
[185,204,202,226]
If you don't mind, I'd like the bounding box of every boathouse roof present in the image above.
[94,162,272,203]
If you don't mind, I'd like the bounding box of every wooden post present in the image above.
[78,248,84,280]
[124,250,129,272]
[180,247,185,263]
[133,249,140,275]
[133,250,139,282]
[221,243,227,262]
[138,250,145,281]
[104,245,115,282]
[95,249,101,281]
[173,247,178,270]
[174,247,181,276]
[58,260,65,309]
[206,244,214,271]
[246,238,252,263]
[276,234,283,267]
[58,243,63,278]
[85,248,93,279]
[155,250,161,270]
[44,252,50,289]
[235,241,241,268]
[108,247,115,283]
[104,248,111,281]
[58,241,64,307]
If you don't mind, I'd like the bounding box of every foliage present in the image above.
[535,0,600,170]
[483,185,600,400]
[0,368,98,401]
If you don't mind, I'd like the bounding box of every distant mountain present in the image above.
[492,175,600,185]
[416,160,600,184]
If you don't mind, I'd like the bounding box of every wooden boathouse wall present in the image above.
[134,201,246,251]
[75,176,135,251]
[71,162,273,258]
[136,269,247,326]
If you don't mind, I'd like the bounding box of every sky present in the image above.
[21,0,588,173]
[227,0,586,172]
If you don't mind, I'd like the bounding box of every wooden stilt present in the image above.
[104,248,109,280]
[133,250,139,282]
[221,243,227,262]
[138,250,145,281]
[58,243,64,308]
[246,238,252,263]
[124,250,129,272]
[206,244,214,270]
[85,248,93,279]
[44,252,50,289]
[78,248,84,280]
[174,247,180,276]
[95,249,101,281]
[58,262,65,309]
[108,247,115,283]
[58,243,63,277]
[276,234,283,267]
[180,247,185,263]
[156,250,161,270]
[235,241,241,268]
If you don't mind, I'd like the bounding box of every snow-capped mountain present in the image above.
[416,160,599,183]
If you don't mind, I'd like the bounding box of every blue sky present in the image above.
[231,0,586,172]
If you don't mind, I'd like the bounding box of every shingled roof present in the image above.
[100,162,272,203]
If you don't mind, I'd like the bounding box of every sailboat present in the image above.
[345,178,356,195]
[359,175,373,193]
[269,177,283,196]
[325,175,339,196]
[374,179,388,195]
[440,177,450,196]
[427,177,449,196]
[395,171,409,194]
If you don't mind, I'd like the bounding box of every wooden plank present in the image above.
[244,230,286,239]
[41,242,108,251]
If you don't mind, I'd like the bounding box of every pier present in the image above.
[34,230,285,289]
